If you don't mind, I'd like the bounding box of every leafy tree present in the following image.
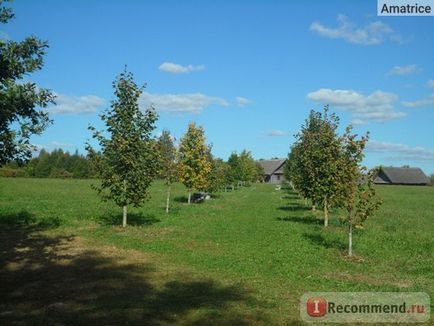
[207,155,229,192]
[291,107,342,226]
[285,143,305,194]
[255,162,265,183]
[178,123,212,204]
[227,150,259,185]
[157,130,177,213]
[87,70,159,227]
[0,0,54,165]
[226,152,240,185]
[335,128,381,256]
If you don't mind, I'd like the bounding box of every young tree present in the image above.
[178,123,212,204]
[291,107,342,226]
[87,70,159,227]
[207,156,229,192]
[227,152,240,186]
[0,1,54,165]
[336,128,381,256]
[227,150,259,186]
[157,130,177,213]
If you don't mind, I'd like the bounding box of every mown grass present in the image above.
[0,178,433,325]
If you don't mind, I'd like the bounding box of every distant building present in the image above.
[257,159,286,184]
[374,167,429,185]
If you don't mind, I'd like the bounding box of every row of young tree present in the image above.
[284,107,382,257]
[86,70,263,226]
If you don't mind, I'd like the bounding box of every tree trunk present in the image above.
[324,196,328,227]
[311,205,316,212]
[348,219,353,257]
[187,191,191,204]
[166,185,171,213]
[122,205,127,227]
[122,179,127,227]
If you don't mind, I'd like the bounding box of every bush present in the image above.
[0,167,26,177]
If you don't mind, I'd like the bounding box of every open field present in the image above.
[0,178,433,325]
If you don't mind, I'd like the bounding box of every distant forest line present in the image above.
[0,149,96,179]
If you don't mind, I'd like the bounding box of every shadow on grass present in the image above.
[277,204,311,212]
[174,195,188,203]
[281,194,300,200]
[98,212,160,226]
[0,213,269,325]
[277,215,322,225]
[0,210,62,229]
[303,232,347,250]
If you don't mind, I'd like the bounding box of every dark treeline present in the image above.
[0,149,97,178]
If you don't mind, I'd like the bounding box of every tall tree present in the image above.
[0,0,54,165]
[157,130,177,213]
[87,70,159,227]
[178,123,212,204]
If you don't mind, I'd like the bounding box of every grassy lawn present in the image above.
[0,178,433,325]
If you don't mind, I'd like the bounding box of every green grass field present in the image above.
[0,178,433,325]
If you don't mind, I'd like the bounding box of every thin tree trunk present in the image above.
[348,219,353,257]
[166,185,171,213]
[122,205,127,227]
[324,196,328,227]
[311,205,316,212]
[188,191,191,204]
[122,179,127,227]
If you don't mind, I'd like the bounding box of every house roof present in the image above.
[257,159,286,175]
[376,167,429,185]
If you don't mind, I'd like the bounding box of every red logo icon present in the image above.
[306,297,327,317]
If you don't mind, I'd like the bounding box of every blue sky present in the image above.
[4,0,434,173]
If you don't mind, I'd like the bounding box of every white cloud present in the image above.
[401,93,434,108]
[50,141,74,148]
[387,64,421,76]
[367,140,434,162]
[265,130,288,137]
[235,96,252,107]
[307,88,405,124]
[0,31,9,40]
[50,93,105,114]
[140,91,228,114]
[158,62,205,74]
[310,15,402,45]
[427,80,434,88]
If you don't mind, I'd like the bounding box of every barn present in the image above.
[374,167,429,185]
[257,159,286,184]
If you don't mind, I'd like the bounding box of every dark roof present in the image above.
[375,167,429,185]
[257,159,286,175]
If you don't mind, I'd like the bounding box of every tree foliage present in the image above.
[207,155,229,192]
[226,150,259,185]
[178,123,212,203]
[289,107,342,225]
[157,130,176,185]
[335,127,382,256]
[157,130,177,213]
[288,107,382,256]
[87,70,159,226]
[0,148,95,178]
[0,0,54,165]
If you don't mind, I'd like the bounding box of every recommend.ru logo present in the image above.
[300,292,430,323]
